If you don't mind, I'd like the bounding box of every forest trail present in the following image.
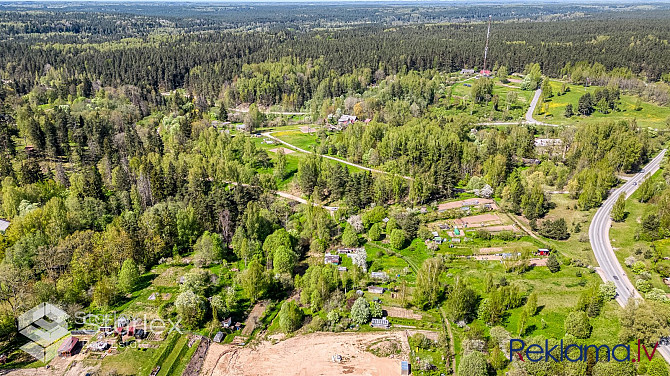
[262,131,414,181]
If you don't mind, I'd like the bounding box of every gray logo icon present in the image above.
[18,303,69,363]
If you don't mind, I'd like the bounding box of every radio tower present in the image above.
[482,15,492,75]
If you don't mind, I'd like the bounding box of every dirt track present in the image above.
[202,332,408,376]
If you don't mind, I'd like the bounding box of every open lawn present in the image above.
[434,78,535,122]
[538,80,670,129]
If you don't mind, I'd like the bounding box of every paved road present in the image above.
[589,149,666,304]
[262,131,413,181]
[588,149,668,361]
[477,88,560,127]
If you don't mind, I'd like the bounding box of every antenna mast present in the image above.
[483,15,492,72]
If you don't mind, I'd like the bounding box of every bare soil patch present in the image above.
[479,247,504,255]
[454,213,501,227]
[241,301,267,336]
[268,147,295,154]
[437,198,497,211]
[299,125,317,134]
[383,306,422,320]
[205,332,407,376]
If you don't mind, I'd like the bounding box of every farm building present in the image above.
[57,336,79,357]
[324,253,340,265]
[370,318,390,329]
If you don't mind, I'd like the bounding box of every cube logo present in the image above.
[18,303,69,363]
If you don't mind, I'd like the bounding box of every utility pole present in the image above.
[483,15,492,72]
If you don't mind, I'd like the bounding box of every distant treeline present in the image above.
[1,9,670,101]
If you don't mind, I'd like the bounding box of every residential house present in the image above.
[337,115,357,127]
[324,253,340,265]
[222,317,233,328]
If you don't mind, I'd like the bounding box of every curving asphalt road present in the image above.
[588,149,668,360]
[589,149,666,305]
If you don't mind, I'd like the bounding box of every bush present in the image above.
[636,279,652,293]
[458,351,487,376]
[368,223,382,241]
[539,218,569,240]
[350,297,371,325]
[389,229,407,250]
[598,282,617,301]
[547,253,560,273]
[564,311,591,339]
[279,300,304,333]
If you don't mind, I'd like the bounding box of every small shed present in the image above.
[401,361,411,375]
[88,341,109,352]
[222,317,232,328]
[57,336,79,357]
[135,329,147,339]
[370,318,390,329]
[0,219,9,233]
[367,286,384,294]
[213,331,225,343]
[371,271,388,280]
[537,248,550,256]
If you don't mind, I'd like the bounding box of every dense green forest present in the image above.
[0,3,670,375]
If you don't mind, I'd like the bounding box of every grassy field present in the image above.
[541,193,598,263]
[434,77,535,121]
[538,80,670,129]
[610,169,670,291]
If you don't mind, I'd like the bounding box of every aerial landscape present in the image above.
[1,1,670,375]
